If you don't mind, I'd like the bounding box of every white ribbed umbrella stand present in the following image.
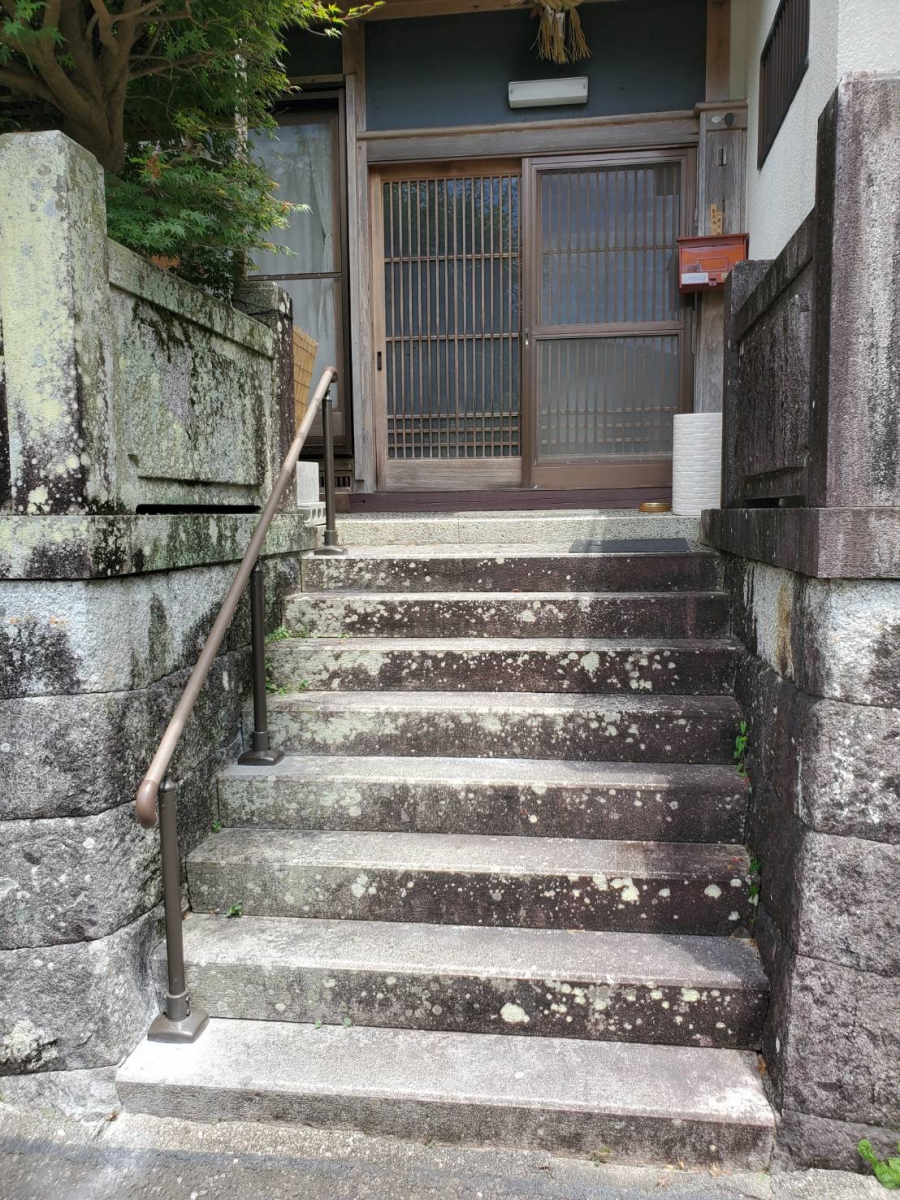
[671,412,723,517]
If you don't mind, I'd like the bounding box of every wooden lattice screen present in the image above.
[381,167,521,461]
[292,325,318,429]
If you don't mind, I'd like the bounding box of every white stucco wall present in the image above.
[737,0,900,260]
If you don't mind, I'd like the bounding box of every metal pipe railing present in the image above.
[134,366,340,1043]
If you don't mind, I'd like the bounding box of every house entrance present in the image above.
[372,149,693,492]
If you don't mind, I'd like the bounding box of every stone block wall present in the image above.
[703,73,900,1173]
[724,559,900,1170]
[0,130,290,516]
[0,132,317,1114]
[0,517,313,1114]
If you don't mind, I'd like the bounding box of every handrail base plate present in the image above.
[238,747,285,767]
[148,1008,209,1044]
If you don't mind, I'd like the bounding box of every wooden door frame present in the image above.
[370,158,523,492]
[521,146,697,489]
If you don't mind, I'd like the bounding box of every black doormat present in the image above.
[570,538,693,554]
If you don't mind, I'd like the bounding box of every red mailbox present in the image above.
[677,234,749,293]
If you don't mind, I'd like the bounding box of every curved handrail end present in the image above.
[136,777,160,829]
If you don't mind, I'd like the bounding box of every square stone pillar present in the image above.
[810,72,900,508]
[0,131,116,514]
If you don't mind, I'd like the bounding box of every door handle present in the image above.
[524,329,531,350]
[376,351,383,371]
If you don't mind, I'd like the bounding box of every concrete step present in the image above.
[265,691,742,764]
[284,590,730,640]
[302,543,723,593]
[187,830,754,935]
[162,913,769,1049]
[219,755,748,843]
[267,637,738,695]
[117,1019,774,1167]
[334,510,701,547]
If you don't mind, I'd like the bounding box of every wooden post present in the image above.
[693,0,745,415]
[343,24,377,493]
[705,0,732,104]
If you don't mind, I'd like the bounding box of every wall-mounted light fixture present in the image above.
[507,77,589,109]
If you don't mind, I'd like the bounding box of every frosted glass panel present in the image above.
[540,163,681,326]
[537,336,679,459]
[249,117,337,275]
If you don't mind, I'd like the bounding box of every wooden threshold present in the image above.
[348,485,672,513]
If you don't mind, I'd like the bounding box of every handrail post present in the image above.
[148,778,209,1043]
[314,385,347,558]
[238,558,284,767]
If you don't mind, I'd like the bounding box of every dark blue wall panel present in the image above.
[283,27,344,78]
[365,0,707,131]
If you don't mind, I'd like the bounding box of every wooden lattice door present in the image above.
[372,162,522,490]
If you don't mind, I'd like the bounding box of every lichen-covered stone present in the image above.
[302,549,723,594]
[0,552,300,698]
[0,131,115,515]
[775,1108,900,1174]
[265,691,741,765]
[737,655,900,844]
[219,756,748,844]
[0,907,161,1076]
[163,914,767,1049]
[108,242,278,512]
[268,637,738,696]
[187,829,755,937]
[727,557,900,705]
[0,804,158,950]
[791,832,900,976]
[0,651,250,821]
[0,514,315,581]
[285,591,730,641]
[777,958,898,1127]
[0,1064,119,1118]
[0,742,232,951]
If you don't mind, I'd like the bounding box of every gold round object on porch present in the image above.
[639,500,672,513]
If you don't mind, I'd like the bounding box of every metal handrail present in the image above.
[134,366,338,830]
[134,365,340,1045]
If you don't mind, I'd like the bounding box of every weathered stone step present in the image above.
[284,591,730,639]
[219,755,748,843]
[267,637,738,695]
[334,510,700,547]
[117,1019,774,1167]
[302,544,723,593]
[163,914,769,1049]
[265,691,741,764]
[187,830,754,935]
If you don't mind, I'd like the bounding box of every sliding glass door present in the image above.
[522,150,694,488]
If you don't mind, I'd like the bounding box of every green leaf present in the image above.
[858,1141,900,1189]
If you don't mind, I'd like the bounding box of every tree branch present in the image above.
[129,49,216,80]
[87,0,118,50]
[58,1,103,99]
[42,0,61,30]
[0,64,54,103]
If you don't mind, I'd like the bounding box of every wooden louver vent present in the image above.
[758,0,810,167]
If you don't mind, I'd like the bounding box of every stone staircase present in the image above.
[117,516,774,1167]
